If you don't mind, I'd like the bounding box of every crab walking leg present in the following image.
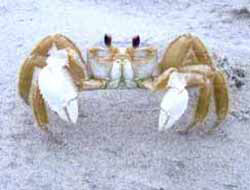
[29,82,49,131]
[19,35,54,104]
[138,68,177,90]
[31,35,54,55]
[19,57,37,105]
[178,79,212,134]
[18,55,47,105]
[191,36,213,65]
[66,49,87,89]
[18,35,61,105]
[54,34,89,79]
[176,71,214,133]
[159,34,193,71]
[54,34,84,60]
[78,79,107,90]
[213,70,229,127]
[193,83,212,124]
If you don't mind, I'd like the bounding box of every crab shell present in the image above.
[87,46,158,88]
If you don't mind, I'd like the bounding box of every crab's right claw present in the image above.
[158,72,189,131]
[38,48,79,124]
[18,34,87,129]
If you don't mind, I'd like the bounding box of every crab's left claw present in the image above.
[158,72,189,131]
[38,47,79,124]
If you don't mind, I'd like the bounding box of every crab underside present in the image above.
[18,33,229,134]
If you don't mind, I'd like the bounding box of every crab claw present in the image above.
[38,46,79,123]
[158,72,189,131]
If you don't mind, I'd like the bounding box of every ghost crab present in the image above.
[18,33,229,134]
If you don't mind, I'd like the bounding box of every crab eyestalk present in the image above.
[132,35,140,48]
[104,34,112,47]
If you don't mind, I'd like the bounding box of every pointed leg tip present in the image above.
[158,125,165,132]
[206,120,223,134]
[37,123,49,133]
[176,121,199,135]
[206,129,216,135]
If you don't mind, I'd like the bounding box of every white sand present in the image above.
[0,0,250,189]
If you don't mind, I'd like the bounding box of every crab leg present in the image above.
[66,49,87,90]
[213,70,229,126]
[19,55,47,105]
[29,81,49,131]
[178,78,212,134]
[78,79,106,90]
[194,84,212,122]
[54,34,89,79]
[159,34,193,71]
[137,68,177,90]
[173,68,215,133]
[191,36,213,65]
[19,57,38,105]
[19,35,55,105]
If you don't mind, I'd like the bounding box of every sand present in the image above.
[0,0,250,189]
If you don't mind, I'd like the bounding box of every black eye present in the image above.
[132,35,140,48]
[104,34,112,47]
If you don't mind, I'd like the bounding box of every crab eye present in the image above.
[132,35,140,48]
[104,34,112,47]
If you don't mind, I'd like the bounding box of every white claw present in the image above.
[38,46,79,124]
[158,72,189,131]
